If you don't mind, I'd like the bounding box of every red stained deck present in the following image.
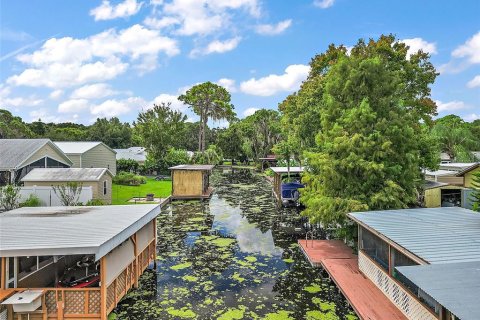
[298,240,407,320]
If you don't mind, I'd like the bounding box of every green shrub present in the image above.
[191,145,223,165]
[114,171,147,186]
[20,194,42,207]
[86,199,105,206]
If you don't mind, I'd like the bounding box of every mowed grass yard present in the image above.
[112,177,172,205]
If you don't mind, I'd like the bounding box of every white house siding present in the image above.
[137,221,155,252]
[105,239,135,285]
[66,154,82,168]
[80,144,117,175]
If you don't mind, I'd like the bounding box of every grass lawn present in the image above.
[112,177,172,205]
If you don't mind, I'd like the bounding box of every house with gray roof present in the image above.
[21,168,113,204]
[0,139,72,185]
[54,141,117,175]
[348,207,480,320]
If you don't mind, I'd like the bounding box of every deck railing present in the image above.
[358,251,438,320]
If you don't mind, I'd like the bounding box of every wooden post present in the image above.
[100,257,107,320]
[57,301,64,320]
[0,257,5,289]
[84,290,89,315]
[131,234,139,288]
[152,219,157,269]
[42,293,47,320]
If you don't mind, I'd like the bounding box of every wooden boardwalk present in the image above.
[298,240,407,320]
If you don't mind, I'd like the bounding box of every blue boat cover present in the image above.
[281,182,304,199]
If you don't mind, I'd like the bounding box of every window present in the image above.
[18,256,53,280]
[103,180,107,195]
[360,227,389,272]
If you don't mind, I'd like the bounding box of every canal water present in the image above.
[112,169,357,320]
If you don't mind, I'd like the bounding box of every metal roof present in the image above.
[21,168,112,182]
[0,139,72,170]
[397,261,480,320]
[169,164,215,171]
[423,180,449,190]
[269,166,304,174]
[439,162,477,172]
[455,163,480,176]
[348,207,480,264]
[54,141,116,155]
[0,204,160,260]
[424,169,457,177]
[114,147,147,162]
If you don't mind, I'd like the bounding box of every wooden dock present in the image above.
[299,240,407,320]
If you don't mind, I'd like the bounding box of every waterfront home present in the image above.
[21,168,113,204]
[348,207,480,320]
[0,204,159,320]
[114,147,147,166]
[169,164,214,199]
[270,167,304,206]
[0,139,72,185]
[54,142,117,175]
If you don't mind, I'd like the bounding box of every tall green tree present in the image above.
[134,103,187,166]
[0,109,34,138]
[470,171,480,212]
[89,117,132,148]
[300,35,439,225]
[431,115,479,161]
[178,82,235,152]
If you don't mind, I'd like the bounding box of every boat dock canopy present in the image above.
[397,261,480,320]
[349,207,480,264]
[0,204,160,260]
[269,166,304,174]
[169,164,215,171]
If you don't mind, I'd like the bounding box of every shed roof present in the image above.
[269,166,304,174]
[21,168,112,182]
[0,204,160,260]
[455,162,480,176]
[397,261,480,320]
[169,164,215,171]
[54,141,116,155]
[348,207,480,264]
[0,139,72,170]
[439,162,477,172]
[423,180,449,190]
[424,169,457,177]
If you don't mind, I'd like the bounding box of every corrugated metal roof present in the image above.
[439,162,477,171]
[424,169,457,177]
[269,167,304,174]
[348,207,480,264]
[423,180,449,190]
[0,204,160,260]
[21,168,111,182]
[169,164,215,171]
[397,261,480,320]
[114,147,147,162]
[0,139,72,170]
[54,141,109,154]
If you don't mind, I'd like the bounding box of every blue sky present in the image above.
[1,0,479,125]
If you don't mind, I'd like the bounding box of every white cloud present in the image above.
[255,19,292,36]
[190,37,241,57]
[435,100,469,112]
[464,113,480,122]
[467,75,480,88]
[243,107,258,117]
[49,89,63,100]
[91,97,146,117]
[29,109,78,123]
[452,31,480,64]
[240,64,310,96]
[152,93,187,111]
[401,38,437,56]
[58,99,90,113]
[0,96,43,108]
[217,78,237,92]
[71,83,117,99]
[90,0,143,21]
[8,24,179,89]
[147,0,261,36]
[313,0,335,9]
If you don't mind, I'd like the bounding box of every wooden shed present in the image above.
[169,165,215,199]
[270,167,304,206]
[0,204,159,320]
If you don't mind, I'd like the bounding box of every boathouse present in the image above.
[270,167,304,206]
[348,207,480,320]
[0,204,159,320]
[169,164,214,199]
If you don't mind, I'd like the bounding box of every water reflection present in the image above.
[112,169,357,320]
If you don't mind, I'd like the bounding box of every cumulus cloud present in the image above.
[0,96,43,108]
[452,31,480,64]
[467,75,480,88]
[190,37,241,57]
[91,97,146,117]
[435,100,469,112]
[7,24,179,88]
[313,0,335,9]
[255,19,292,36]
[401,38,437,56]
[243,107,258,117]
[49,90,63,100]
[216,78,237,92]
[29,109,78,123]
[152,93,187,111]
[90,0,143,21]
[464,113,480,122]
[240,64,310,96]
[71,83,117,99]
[58,99,90,113]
